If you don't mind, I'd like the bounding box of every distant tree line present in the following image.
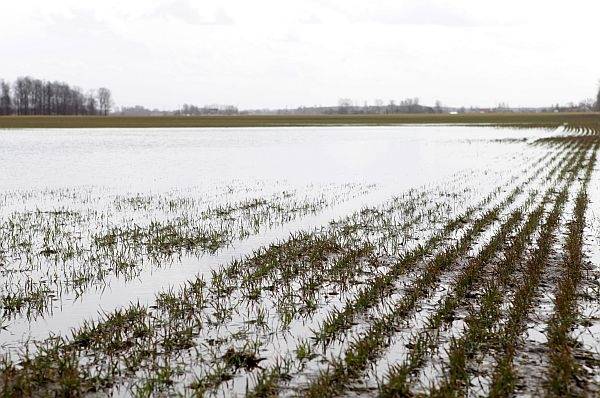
[334,97,436,114]
[0,77,112,116]
[111,104,239,116]
[112,105,172,117]
[3,76,596,117]
[175,104,239,116]
[259,98,437,116]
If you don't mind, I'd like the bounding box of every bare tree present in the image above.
[13,77,31,115]
[596,80,600,111]
[86,90,98,115]
[0,77,111,116]
[434,100,443,113]
[578,99,594,111]
[0,80,11,115]
[97,87,113,116]
[337,98,352,114]
[386,100,396,114]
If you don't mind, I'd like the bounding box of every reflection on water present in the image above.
[0,125,550,190]
[0,125,551,352]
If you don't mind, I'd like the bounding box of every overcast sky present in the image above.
[2,0,598,109]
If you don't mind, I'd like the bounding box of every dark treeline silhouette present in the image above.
[3,77,595,117]
[0,77,112,116]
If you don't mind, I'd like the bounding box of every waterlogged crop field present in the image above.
[1,122,600,397]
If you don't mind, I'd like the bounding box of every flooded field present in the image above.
[1,123,599,397]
